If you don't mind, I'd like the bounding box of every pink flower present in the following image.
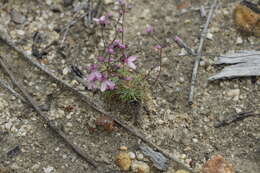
[145,25,153,33]
[107,47,115,54]
[97,56,105,62]
[87,64,102,81]
[93,16,109,25]
[100,77,115,92]
[87,71,102,81]
[154,45,162,49]
[113,40,121,45]
[118,43,126,49]
[124,56,137,69]
[106,57,114,62]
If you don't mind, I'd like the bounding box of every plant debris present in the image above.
[209,50,260,80]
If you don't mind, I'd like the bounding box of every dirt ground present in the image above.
[0,0,259,173]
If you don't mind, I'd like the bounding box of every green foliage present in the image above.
[104,74,146,103]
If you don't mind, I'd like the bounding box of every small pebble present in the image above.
[129,152,136,160]
[66,122,73,127]
[119,146,128,151]
[236,37,243,44]
[131,161,150,173]
[206,33,213,40]
[180,154,186,160]
[136,153,144,160]
[202,155,235,173]
[10,9,26,24]
[179,77,185,83]
[227,89,240,101]
[43,166,54,173]
[192,138,198,143]
[116,152,132,171]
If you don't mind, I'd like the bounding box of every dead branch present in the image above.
[0,30,195,173]
[0,78,27,103]
[214,111,260,128]
[188,0,218,104]
[0,56,97,168]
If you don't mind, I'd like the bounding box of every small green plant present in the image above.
[84,0,163,106]
[104,73,145,103]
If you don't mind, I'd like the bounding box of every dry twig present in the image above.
[0,56,97,168]
[214,111,260,128]
[0,30,195,173]
[188,0,218,104]
[0,79,26,103]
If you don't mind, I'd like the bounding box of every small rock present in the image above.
[5,121,12,129]
[16,30,25,36]
[179,77,185,83]
[63,67,70,75]
[192,138,198,143]
[116,152,132,171]
[179,48,187,56]
[206,33,213,40]
[66,122,73,127]
[236,37,243,44]
[43,166,54,173]
[131,161,150,173]
[202,155,235,173]
[32,164,40,170]
[176,169,190,173]
[129,152,136,160]
[227,89,240,101]
[46,0,52,5]
[10,9,26,24]
[119,146,128,151]
[180,154,187,160]
[200,61,206,67]
[136,153,144,160]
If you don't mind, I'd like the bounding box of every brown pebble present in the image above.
[116,152,132,171]
[202,155,235,173]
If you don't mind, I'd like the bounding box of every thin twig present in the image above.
[0,78,27,103]
[0,56,97,168]
[188,0,218,104]
[214,111,260,128]
[174,36,196,56]
[0,30,195,173]
[60,11,89,47]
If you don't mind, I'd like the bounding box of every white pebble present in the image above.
[128,152,136,160]
[206,33,213,40]
[236,37,243,44]
[43,166,54,173]
[136,153,144,160]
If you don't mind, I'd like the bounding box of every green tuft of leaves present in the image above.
[104,74,145,103]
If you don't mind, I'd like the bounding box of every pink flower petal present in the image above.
[87,73,96,81]
[127,62,136,69]
[128,56,137,62]
[100,82,107,92]
[106,80,115,90]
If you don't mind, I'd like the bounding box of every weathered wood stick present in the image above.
[188,0,218,104]
[0,56,98,168]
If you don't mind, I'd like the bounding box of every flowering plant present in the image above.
[84,0,163,104]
